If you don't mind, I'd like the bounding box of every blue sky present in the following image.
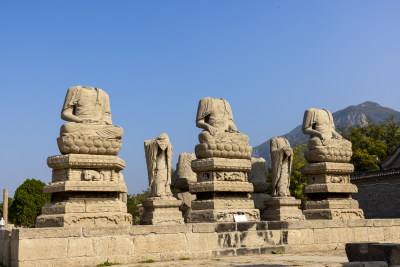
[1,1,400,197]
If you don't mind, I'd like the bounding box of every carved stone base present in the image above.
[35,212,132,227]
[140,197,184,225]
[301,162,364,220]
[303,208,364,220]
[187,157,260,223]
[186,208,260,223]
[261,197,305,221]
[36,154,132,227]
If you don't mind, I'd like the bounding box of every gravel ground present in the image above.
[121,252,348,267]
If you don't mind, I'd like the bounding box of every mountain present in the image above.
[252,101,400,162]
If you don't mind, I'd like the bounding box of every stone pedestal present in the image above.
[35,154,132,227]
[140,197,184,225]
[261,196,304,221]
[301,162,364,220]
[186,158,260,222]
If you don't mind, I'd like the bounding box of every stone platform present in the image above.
[2,219,400,266]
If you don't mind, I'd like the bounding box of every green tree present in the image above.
[289,141,308,202]
[0,197,13,218]
[338,116,400,172]
[9,179,50,227]
[127,189,150,225]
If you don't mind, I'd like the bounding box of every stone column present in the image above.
[3,189,8,226]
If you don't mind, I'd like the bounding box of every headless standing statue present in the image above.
[144,133,173,197]
[141,133,184,225]
[270,137,293,197]
[261,137,304,221]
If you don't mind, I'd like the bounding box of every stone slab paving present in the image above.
[122,252,348,267]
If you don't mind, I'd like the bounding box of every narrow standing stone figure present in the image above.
[262,137,304,221]
[270,137,292,197]
[141,133,184,225]
[144,133,173,197]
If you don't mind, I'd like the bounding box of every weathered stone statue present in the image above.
[195,97,252,159]
[172,152,197,219]
[301,108,364,220]
[172,152,197,190]
[57,86,123,155]
[248,157,270,211]
[187,97,259,223]
[141,133,184,225]
[36,86,132,227]
[196,97,248,145]
[302,108,352,163]
[270,137,292,197]
[144,133,173,198]
[262,137,304,221]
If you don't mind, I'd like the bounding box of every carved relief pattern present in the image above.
[197,171,247,182]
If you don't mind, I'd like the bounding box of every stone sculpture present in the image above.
[144,133,173,198]
[172,153,197,218]
[302,108,352,163]
[57,86,123,155]
[187,97,260,222]
[141,133,184,225]
[301,108,364,220]
[172,152,197,190]
[262,137,304,221]
[195,97,252,159]
[248,157,270,211]
[36,86,132,227]
[270,137,292,197]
